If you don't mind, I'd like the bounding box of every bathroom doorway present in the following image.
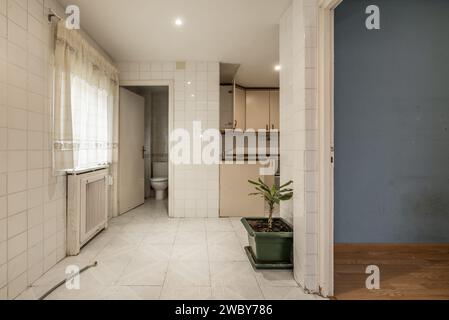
[118,81,174,217]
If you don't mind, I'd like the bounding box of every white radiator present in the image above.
[67,168,109,256]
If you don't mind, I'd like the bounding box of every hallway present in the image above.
[18,200,320,300]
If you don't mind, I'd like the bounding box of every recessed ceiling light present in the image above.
[187,81,192,85]
[275,65,282,71]
[175,18,183,26]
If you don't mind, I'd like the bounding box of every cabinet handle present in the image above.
[266,125,269,131]
[234,120,238,129]
[272,124,275,130]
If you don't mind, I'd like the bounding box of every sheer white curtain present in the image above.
[69,75,111,168]
[53,21,118,171]
[53,21,119,216]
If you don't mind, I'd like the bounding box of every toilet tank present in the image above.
[153,161,168,178]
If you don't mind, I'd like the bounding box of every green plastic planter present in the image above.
[241,218,293,266]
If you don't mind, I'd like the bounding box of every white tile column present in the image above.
[280,0,320,293]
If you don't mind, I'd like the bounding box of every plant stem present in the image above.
[268,206,274,231]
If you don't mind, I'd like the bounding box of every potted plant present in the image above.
[241,179,294,269]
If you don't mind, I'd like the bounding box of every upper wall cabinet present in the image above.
[234,86,246,131]
[246,90,271,131]
[219,84,247,131]
[220,85,234,130]
[245,90,279,131]
[269,90,280,130]
[220,86,279,131]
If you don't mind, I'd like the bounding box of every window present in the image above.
[70,74,112,169]
[52,21,118,173]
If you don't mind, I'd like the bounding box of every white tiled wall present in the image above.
[280,0,320,293]
[0,0,124,299]
[118,61,220,218]
[0,0,69,300]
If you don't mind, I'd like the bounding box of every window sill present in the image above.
[66,165,110,175]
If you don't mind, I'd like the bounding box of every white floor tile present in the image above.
[207,231,240,246]
[83,258,129,286]
[43,271,108,300]
[122,222,155,234]
[77,231,115,260]
[175,231,207,245]
[164,261,210,287]
[254,270,299,288]
[95,233,144,261]
[178,219,206,232]
[47,284,106,300]
[210,261,258,287]
[32,257,91,288]
[208,243,247,262]
[118,258,168,286]
[16,199,309,300]
[100,286,162,300]
[260,286,317,300]
[132,213,157,223]
[0,287,7,300]
[230,218,246,232]
[171,244,209,261]
[235,232,250,247]
[141,230,177,245]
[160,286,213,300]
[212,285,264,300]
[134,244,173,261]
[205,219,234,232]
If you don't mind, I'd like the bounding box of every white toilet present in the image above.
[150,162,168,200]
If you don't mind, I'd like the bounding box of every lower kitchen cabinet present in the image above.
[219,163,275,218]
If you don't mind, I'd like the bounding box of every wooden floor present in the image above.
[334,244,449,300]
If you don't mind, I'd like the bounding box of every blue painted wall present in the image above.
[334,0,449,243]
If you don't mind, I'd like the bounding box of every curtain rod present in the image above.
[47,8,63,24]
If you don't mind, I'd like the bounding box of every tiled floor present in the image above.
[18,200,322,300]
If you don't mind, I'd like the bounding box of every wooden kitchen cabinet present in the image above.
[221,87,279,131]
[245,90,279,131]
[219,164,274,218]
[246,90,270,131]
[234,85,246,130]
[220,85,234,130]
[270,90,280,130]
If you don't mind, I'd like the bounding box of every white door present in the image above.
[119,88,145,215]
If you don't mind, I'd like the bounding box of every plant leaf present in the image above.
[248,179,294,206]
[248,180,261,186]
[279,193,293,201]
[279,181,293,189]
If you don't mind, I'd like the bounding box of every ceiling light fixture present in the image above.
[175,18,183,26]
[275,65,282,71]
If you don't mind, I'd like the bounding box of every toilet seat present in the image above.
[151,177,168,182]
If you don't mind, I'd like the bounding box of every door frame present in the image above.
[317,0,343,297]
[119,80,175,218]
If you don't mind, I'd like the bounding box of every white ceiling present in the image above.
[57,0,291,87]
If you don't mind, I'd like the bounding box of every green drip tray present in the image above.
[245,246,293,270]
